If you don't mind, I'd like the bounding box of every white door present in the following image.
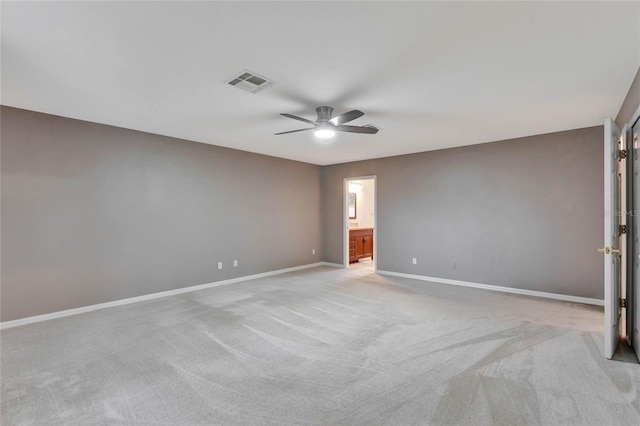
[603,117,621,359]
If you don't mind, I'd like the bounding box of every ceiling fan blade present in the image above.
[281,113,317,126]
[329,109,364,126]
[274,128,314,135]
[334,125,379,134]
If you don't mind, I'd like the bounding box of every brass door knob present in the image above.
[597,247,621,254]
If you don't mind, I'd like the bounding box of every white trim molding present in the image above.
[377,270,604,306]
[321,262,345,269]
[630,104,640,127]
[1,262,334,330]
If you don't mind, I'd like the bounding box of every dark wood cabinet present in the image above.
[349,228,374,263]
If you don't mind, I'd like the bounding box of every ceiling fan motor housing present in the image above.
[316,106,333,123]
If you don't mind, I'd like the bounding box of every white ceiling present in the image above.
[2,1,639,166]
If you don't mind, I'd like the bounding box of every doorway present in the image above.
[608,104,640,363]
[344,176,376,272]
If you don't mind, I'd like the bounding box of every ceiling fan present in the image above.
[275,106,378,139]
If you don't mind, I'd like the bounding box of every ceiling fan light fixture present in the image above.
[314,123,335,139]
[314,128,336,139]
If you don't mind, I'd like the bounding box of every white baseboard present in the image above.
[376,270,604,306]
[321,262,345,268]
[0,262,330,330]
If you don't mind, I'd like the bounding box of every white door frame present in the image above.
[343,176,377,271]
[620,122,629,347]
[629,104,640,362]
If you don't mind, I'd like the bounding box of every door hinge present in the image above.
[620,298,628,308]
[618,149,628,160]
[619,224,627,235]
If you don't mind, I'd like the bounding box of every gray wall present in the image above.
[0,105,606,321]
[617,67,640,128]
[322,126,604,299]
[1,106,322,321]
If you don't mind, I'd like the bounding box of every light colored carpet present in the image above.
[2,266,640,425]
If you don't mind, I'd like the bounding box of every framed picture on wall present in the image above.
[348,192,357,219]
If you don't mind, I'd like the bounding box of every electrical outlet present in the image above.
[218,262,222,270]
[312,249,316,255]
[233,259,238,267]
[412,257,417,265]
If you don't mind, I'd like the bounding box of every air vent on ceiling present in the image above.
[226,70,275,94]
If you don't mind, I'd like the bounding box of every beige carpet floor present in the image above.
[2,266,640,425]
